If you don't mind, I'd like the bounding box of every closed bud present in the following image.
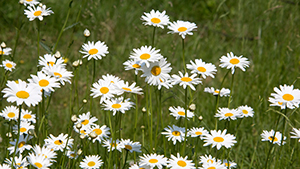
[84,29,90,37]
[1,42,6,48]
[71,115,78,123]
[83,99,87,104]
[142,107,146,112]
[77,149,82,155]
[39,3,43,7]
[141,125,145,129]
[89,131,97,139]
[198,116,203,121]
[79,134,85,139]
[19,0,24,5]
[6,132,12,138]
[54,51,61,58]
[189,104,196,111]
[72,60,80,67]
[76,123,82,129]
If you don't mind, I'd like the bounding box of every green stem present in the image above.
[36,20,40,63]
[107,111,113,168]
[12,28,20,61]
[89,59,96,113]
[152,27,156,47]
[182,38,186,73]
[182,87,188,155]
[12,105,22,168]
[122,150,129,169]
[227,73,235,108]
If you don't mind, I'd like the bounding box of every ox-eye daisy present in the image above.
[290,128,300,142]
[119,139,141,153]
[21,109,36,123]
[90,79,119,104]
[1,59,16,72]
[31,145,57,162]
[168,153,195,169]
[169,106,194,120]
[204,87,230,97]
[141,10,170,29]
[172,71,201,90]
[42,65,73,85]
[0,47,12,55]
[261,130,286,145]
[2,80,42,107]
[139,153,168,169]
[161,125,185,145]
[187,59,217,79]
[0,105,19,121]
[38,53,66,68]
[200,160,226,169]
[4,154,29,169]
[129,46,163,68]
[215,108,239,121]
[168,20,197,39]
[74,112,98,133]
[13,121,34,135]
[102,138,124,152]
[80,155,103,169]
[28,71,60,93]
[269,84,300,109]
[44,133,74,152]
[188,127,209,138]
[27,153,52,169]
[89,125,110,143]
[222,160,237,168]
[24,4,54,21]
[203,129,237,150]
[115,81,143,95]
[103,97,134,116]
[237,105,254,118]
[219,52,250,74]
[8,135,33,155]
[80,41,109,60]
[199,154,217,165]
[123,59,143,75]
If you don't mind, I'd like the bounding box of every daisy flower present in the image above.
[119,139,142,153]
[171,71,202,90]
[115,81,143,95]
[187,59,217,79]
[80,155,103,169]
[219,52,250,74]
[222,160,237,168]
[169,106,194,120]
[7,134,33,155]
[80,41,109,60]
[215,107,239,121]
[188,127,209,138]
[38,53,66,68]
[4,154,29,169]
[261,130,286,145]
[88,124,110,143]
[66,150,78,159]
[237,105,254,118]
[13,121,35,135]
[157,78,173,90]
[2,79,42,106]
[1,59,16,71]
[290,128,300,142]
[269,97,286,109]
[161,125,185,145]
[103,97,134,116]
[0,164,12,169]
[102,74,123,85]
[0,105,19,121]
[129,46,163,68]
[203,129,237,150]
[27,153,52,169]
[90,79,119,104]
[42,65,73,85]
[74,112,98,131]
[200,160,226,169]
[123,59,143,75]
[168,20,197,39]
[129,163,151,169]
[21,109,36,123]
[102,138,124,152]
[141,10,170,29]
[167,153,195,169]
[24,4,54,21]
[23,0,40,6]
[31,145,57,162]
[44,133,74,152]
[139,153,168,169]
[204,87,230,97]
[28,71,60,93]
[0,46,12,55]
[199,154,217,165]
[140,58,172,86]
[268,84,300,109]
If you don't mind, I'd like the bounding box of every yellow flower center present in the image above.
[18,141,25,148]
[112,104,121,109]
[20,127,27,133]
[26,0,33,1]
[151,17,161,24]
[0,51,4,55]
[214,90,220,94]
[54,72,62,78]
[132,64,141,68]
[178,27,187,32]
[207,159,214,163]
[229,58,240,64]
[34,162,43,168]
[16,91,30,99]
[268,136,278,142]
[54,139,63,145]
[195,131,202,135]
[242,110,248,114]
[197,66,206,72]
[172,131,180,136]
[88,161,95,167]
[81,119,89,125]
[178,111,185,116]
[151,66,161,76]
[122,87,132,92]
[225,163,230,167]
[125,145,132,150]
[149,159,158,163]
[278,102,283,105]
[5,63,13,68]
[39,79,49,87]
[88,48,98,55]
[100,87,109,94]
[140,53,150,60]
[177,160,187,167]
[47,61,55,66]
[213,136,224,142]
[93,128,102,135]
[80,130,86,134]
[34,11,42,16]
[7,112,15,118]
[225,113,233,117]
[181,77,192,82]
[282,94,294,101]
[23,114,32,119]
[207,167,216,169]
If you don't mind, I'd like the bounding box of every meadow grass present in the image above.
[0,0,300,168]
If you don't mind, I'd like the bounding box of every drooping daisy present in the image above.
[269,84,300,109]
[0,47,12,55]
[188,127,209,138]
[167,153,195,169]
[161,125,185,145]
[222,160,237,168]
[42,65,73,85]
[21,109,36,123]
[31,145,57,162]
[102,138,124,152]
[115,81,143,95]
[88,124,110,143]
[90,79,119,104]
[80,155,103,169]
[80,41,109,60]
[13,121,35,135]
[187,59,217,79]
[219,52,250,74]
[215,107,239,121]
[103,97,134,116]
[7,135,33,155]
[204,87,230,97]
[119,139,142,153]
[141,10,170,29]
[123,59,143,75]
[140,58,172,86]
[139,153,168,169]
[2,80,42,106]
[28,71,60,93]
[4,154,29,169]
[237,105,254,118]
[24,4,54,21]
[200,160,226,169]
[169,106,194,120]
[0,105,19,121]
[27,153,52,169]
[290,128,300,142]
[261,130,286,145]
[129,46,163,68]
[38,53,66,68]
[44,133,74,152]
[171,71,202,90]
[203,129,237,150]
[1,59,16,72]
[168,20,197,39]
[199,154,217,165]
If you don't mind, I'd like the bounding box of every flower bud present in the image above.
[39,3,43,7]
[141,125,145,129]
[142,107,146,112]
[72,60,80,67]
[19,0,24,5]
[79,134,85,139]
[76,123,82,130]
[77,149,82,155]
[189,104,196,111]
[6,132,12,138]
[84,29,90,37]
[198,116,203,121]
[54,51,61,58]
[83,99,87,104]
[1,42,6,48]
[89,131,97,139]
[71,115,78,123]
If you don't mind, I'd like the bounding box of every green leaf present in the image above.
[39,41,52,53]
[63,22,79,32]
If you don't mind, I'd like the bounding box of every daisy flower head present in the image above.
[44,133,74,152]
[115,81,143,95]
[42,65,73,85]
[261,130,286,145]
[13,121,34,135]
[203,129,237,150]
[200,160,226,169]
[8,134,33,155]
[1,59,16,72]
[1,105,19,121]
[269,84,300,109]
[119,139,142,153]
[222,160,237,168]
[157,78,173,90]
[237,105,254,118]
[199,154,217,165]
[103,97,134,116]
[140,57,172,86]
[24,4,54,21]
[90,79,119,104]
[123,59,143,75]
[161,125,185,145]
[139,153,168,169]
[4,154,29,169]
[28,71,60,93]
[80,41,109,60]
[80,155,103,169]
[23,0,40,6]
[102,74,123,85]
[268,97,286,109]
[168,20,197,39]
[141,10,170,29]
[215,107,239,121]
[21,109,36,123]
[167,153,195,169]
[204,87,230,97]
[0,46,12,55]
[31,145,57,162]
[88,124,110,143]
[2,79,42,107]
[129,46,163,68]
[38,53,66,68]
[102,138,124,152]
[290,128,300,142]
[219,52,250,74]
[188,127,209,138]
[74,112,98,133]
[66,150,78,159]
[187,59,217,79]
[27,153,52,169]
[171,71,202,90]
[0,164,11,169]
[169,106,194,120]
